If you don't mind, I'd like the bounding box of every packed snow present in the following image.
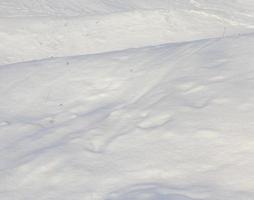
[0,1,254,200]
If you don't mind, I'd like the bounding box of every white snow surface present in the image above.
[0,1,254,200]
[1,0,254,65]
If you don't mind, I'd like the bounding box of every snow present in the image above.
[1,0,254,65]
[0,1,254,200]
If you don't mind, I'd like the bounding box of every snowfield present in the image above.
[1,0,254,65]
[0,1,254,200]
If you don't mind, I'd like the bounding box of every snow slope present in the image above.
[0,0,254,64]
[1,1,254,200]
[1,34,254,200]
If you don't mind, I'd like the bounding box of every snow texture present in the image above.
[0,1,254,200]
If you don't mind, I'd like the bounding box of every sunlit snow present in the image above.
[0,1,254,200]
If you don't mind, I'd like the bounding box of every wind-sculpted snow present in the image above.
[1,34,254,199]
